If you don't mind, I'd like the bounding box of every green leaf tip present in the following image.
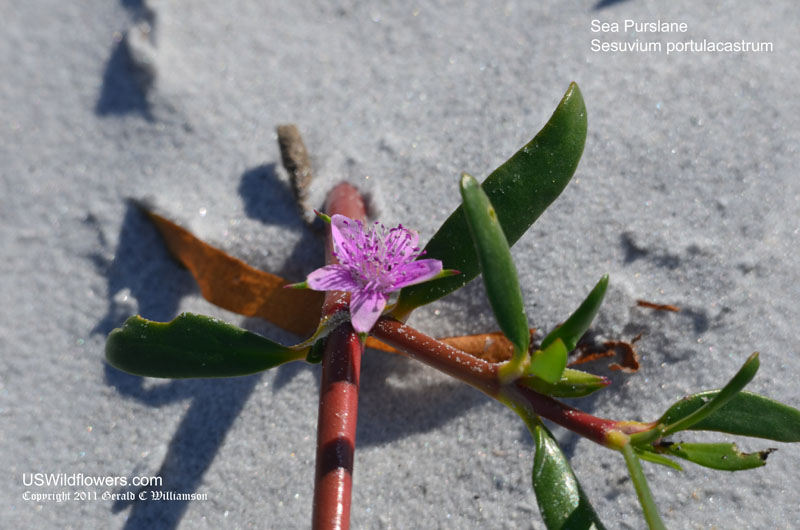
[541,275,608,352]
[395,82,588,315]
[434,268,461,280]
[105,313,305,378]
[313,209,332,223]
[660,352,759,437]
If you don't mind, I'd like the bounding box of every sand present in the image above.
[2,1,799,528]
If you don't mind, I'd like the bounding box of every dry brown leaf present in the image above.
[143,207,324,336]
[567,349,615,366]
[636,299,680,312]
[606,339,641,373]
[363,336,398,353]
[437,331,516,363]
[570,333,641,373]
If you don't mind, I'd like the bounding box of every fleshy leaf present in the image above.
[394,82,588,315]
[521,368,609,398]
[529,339,568,384]
[459,173,529,365]
[541,275,608,352]
[660,353,759,436]
[142,205,324,336]
[621,444,667,530]
[657,390,800,442]
[658,442,772,471]
[106,313,305,378]
[532,423,606,530]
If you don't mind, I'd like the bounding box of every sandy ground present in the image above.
[2,1,799,528]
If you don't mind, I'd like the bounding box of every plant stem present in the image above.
[372,317,645,446]
[312,322,362,530]
[311,182,367,530]
[621,444,667,530]
[508,384,622,446]
[371,317,501,395]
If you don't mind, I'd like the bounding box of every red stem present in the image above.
[372,317,632,446]
[508,385,620,446]
[372,317,501,395]
[312,183,366,530]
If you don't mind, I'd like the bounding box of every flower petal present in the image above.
[306,265,359,292]
[390,259,443,289]
[349,289,388,333]
[331,214,365,264]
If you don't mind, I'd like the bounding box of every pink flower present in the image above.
[305,214,443,333]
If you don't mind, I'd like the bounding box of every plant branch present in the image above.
[372,317,652,447]
[508,384,624,446]
[312,322,362,530]
[372,317,502,395]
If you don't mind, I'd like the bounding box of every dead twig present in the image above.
[277,124,314,221]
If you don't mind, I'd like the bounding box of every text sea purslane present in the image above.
[590,18,773,55]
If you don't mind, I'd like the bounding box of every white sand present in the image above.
[3,1,799,528]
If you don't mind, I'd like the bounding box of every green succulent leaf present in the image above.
[657,389,800,442]
[459,172,529,365]
[394,82,587,316]
[532,423,606,530]
[521,368,609,398]
[541,275,608,352]
[657,442,772,471]
[660,353,759,437]
[621,444,667,530]
[106,313,305,378]
[528,339,568,385]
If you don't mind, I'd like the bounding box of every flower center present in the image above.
[336,221,422,291]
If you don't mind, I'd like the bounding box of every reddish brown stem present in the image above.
[373,316,641,446]
[372,317,501,395]
[312,183,366,530]
[507,385,621,446]
[312,323,362,530]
